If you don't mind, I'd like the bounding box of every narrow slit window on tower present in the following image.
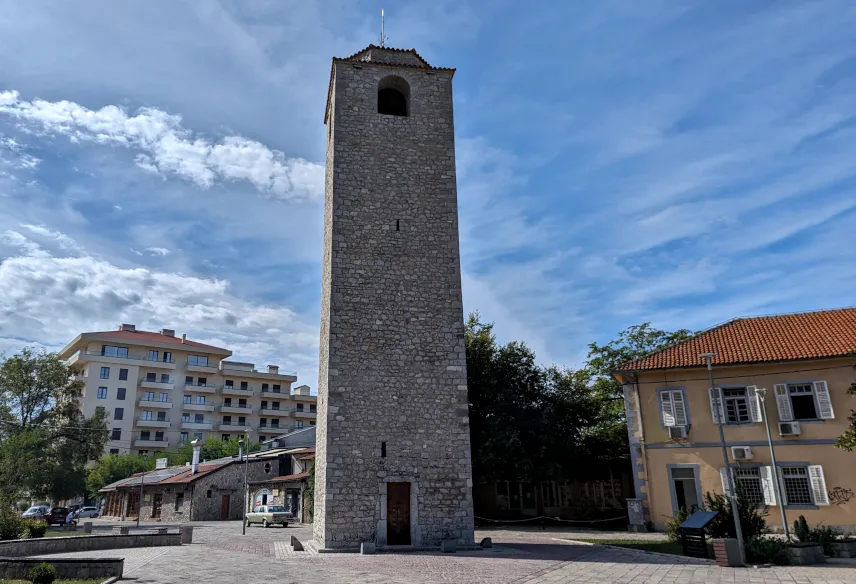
[378,75,410,117]
[381,441,387,458]
[396,219,400,232]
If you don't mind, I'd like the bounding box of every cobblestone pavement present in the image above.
[35,522,856,583]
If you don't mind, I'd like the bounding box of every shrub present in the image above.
[808,523,840,555]
[21,519,48,539]
[703,486,768,541]
[0,508,23,540]
[28,562,57,584]
[745,536,791,565]
[793,515,810,543]
[665,507,689,543]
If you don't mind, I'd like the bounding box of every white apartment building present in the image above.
[59,324,317,455]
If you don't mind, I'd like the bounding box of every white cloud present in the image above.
[146,247,171,257]
[0,231,318,381]
[0,90,323,201]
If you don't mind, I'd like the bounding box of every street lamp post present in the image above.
[240,434,250,535]
[701,353,746,564]
[753,386,790,540]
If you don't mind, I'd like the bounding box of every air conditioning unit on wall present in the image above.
[668,426,688,440]
[731,446,753,461]
[778,421,801,436]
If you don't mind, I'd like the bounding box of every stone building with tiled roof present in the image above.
[613,307,856,532]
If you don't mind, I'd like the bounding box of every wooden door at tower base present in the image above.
[387,482,411,545]
[220,495,230,520]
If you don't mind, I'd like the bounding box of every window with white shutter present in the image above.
[719,467,733,496]
[774,384,794,421]
[758,466,778,506]
[709,387,725,423]
[660,389,688,427]
[808,466,829,506]
[813,381,834,420]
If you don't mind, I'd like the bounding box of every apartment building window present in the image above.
[659,389,688,427]
[142,411,153,420]
[119,368,128,381]
[222,434,230,440]
[225,380,234,388]
[175,493,185,510]
[188,355,209,367]
[139,450,149,456]
[149,350,159,361]
[238,416,246,426]
[238,398,247,408]
[157,411,166,422]
[272,384,281,393]
[101,345,128,358]
[185,376,193,385]
[97,387,108,399]
[780,466,830,506]
[183,395,191,404]
[224,397,232,406]
[198,377,207,386]
[711,387,760,424]
[109,448,119,455]
[182,414,190,423]
[296,403,304,412]
[155,431,164,441]
[141,431,151,440]
[270,419,279,428]
[310,405,316,413]
[194,414,204,423]
[196,395,206,405]
[240,381,248,390]
[160,373,170,384]
[272,401,279,410]
[144,391,155,401]
[310,421,316,426]
[95,406,105,415]
[733,468,765,505]
[146,372,156,382]
[159,392,169,402]
[223,416,232,425]
[262,383,269,391]
[194,433,203,441]
[260,418,267,428]
[296,421,304,429]
[163,351,172,363]
[111,428,121,441]
[100,367,110,379]
[261,401,268,410]
[259,436,266,443]
[774,382,835,421]
[180,432,189,443]
[117,387,126,400]
[114,407,123,420]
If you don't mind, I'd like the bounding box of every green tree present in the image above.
[835,370,856,451]
[86,454,154,498]
[0,348,107,505]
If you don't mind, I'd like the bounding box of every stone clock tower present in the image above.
[313,45,474,550]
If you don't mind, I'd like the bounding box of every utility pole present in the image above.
[701,353,745,564]
[754,386,790,539]
[136,469,144,529]
[240,434,250,535]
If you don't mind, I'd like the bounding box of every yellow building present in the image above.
[59,324,317,455]
[614,308,856,532]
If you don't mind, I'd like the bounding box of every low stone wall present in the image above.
[0,532,180,557]
[0,557,123,580]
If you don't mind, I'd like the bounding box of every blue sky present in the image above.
[1,1,855,386]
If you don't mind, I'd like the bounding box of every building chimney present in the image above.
[182,333,187,343]
[267,365,279,374]
[190,439,202,475]
[119,324,136,332]
[161,329,175,337]
[238,442,244,461]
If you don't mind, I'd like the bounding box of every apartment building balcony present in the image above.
[258,423,288,432]
[135,416,171,428]
[184,383,217,394]
[259,388,288,398]
[134,438,170,448]
[68,350,176,370]
[186,360,218,374]
[181,420,213,430]
[218,403,254,414]
[294,409,317,418]
[139,378,175,390]
[181,402,215,412]
[217,421,251,431]
[137,398,172,409]
[260,407,294,417]
[220,385,255,396]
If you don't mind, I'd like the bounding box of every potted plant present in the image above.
[788,516,825,565]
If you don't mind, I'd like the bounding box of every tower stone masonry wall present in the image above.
[314,49,475,550]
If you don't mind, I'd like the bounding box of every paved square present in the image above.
[35,521,856,583]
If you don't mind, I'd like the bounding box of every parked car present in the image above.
[74,506,99,519]
[44,507,74,526]
[68,504,81,513]
[21,505,49,519]
[245,505,293,528]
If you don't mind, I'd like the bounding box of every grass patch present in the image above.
[570,538,713,558]
[0,580,102,584]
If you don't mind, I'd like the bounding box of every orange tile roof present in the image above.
[87,329,228,352]
[615,307,856,372]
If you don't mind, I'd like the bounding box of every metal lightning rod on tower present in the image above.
[380,9,387,47]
